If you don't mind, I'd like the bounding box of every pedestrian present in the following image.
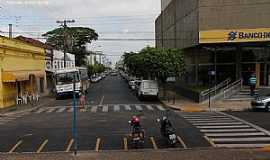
[249,74,256,96]
[79,91,86,108]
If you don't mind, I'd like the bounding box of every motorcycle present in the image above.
[128,120,145,148]
[157,117,177,146]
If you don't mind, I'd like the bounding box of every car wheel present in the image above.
[266,104,270,112]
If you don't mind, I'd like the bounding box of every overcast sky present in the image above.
[0,0,161,66]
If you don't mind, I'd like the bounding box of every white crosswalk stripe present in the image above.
[124,105,131,111]
[46,108,57,113]
[145,105,154,110]
[91,106,98,113]
[180,112,270,148]
[29,104,166,114]
[135,105,143,111]
[156,105,166,111]
[114,105,120,112]
[56,108,66,113]
[102,105,109,112]
[36,108,47,114]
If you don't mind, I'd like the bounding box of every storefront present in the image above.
[0,35,46,108]
[189,28,270,87]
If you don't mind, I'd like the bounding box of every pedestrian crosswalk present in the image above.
[180,111,270,148]
[30,104,166,114]
[0,112,28,125]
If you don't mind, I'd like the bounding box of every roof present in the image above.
[15,36,53,50]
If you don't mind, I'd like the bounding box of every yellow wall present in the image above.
[0,36,45,108]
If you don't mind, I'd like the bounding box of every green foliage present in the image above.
[43,27,98,66]
[123,47,185,82]
[87,64,106,76]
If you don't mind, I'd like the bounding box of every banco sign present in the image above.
[228,31,270,41]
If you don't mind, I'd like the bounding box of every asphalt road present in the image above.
[0,75,209,153]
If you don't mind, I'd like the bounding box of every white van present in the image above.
[137,80,159,99]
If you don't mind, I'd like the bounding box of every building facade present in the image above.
[156,0,270,86]
[52,50,75,70]
[0,35,46,108]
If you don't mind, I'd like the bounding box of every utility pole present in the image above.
[56,19,75,68]
[8,24,12,38]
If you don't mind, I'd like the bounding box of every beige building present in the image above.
[156,0,270,86]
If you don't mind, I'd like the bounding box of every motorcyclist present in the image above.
[130,116,141,132]
[160,116,173,136]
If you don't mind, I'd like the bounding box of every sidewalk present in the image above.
[161,91,252,112]
[0,96,55,116]
[0,148,269,160]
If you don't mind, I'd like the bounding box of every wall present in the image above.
[199,0,270,31]
[156,0,199,49]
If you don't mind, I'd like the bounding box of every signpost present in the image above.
[208,71,216,111]
[72,73,78,155]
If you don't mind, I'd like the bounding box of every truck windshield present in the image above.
[143,81,158,89]
[56,72,80,85]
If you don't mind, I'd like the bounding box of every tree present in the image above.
[43,27,98,66]
[123,47,185,81]
[87,64,106,76]
[122,47,185,98]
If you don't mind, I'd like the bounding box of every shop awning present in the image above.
[2,71,45,82]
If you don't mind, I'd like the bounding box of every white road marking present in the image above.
[135,105,143,111]
[124,105,131,111]
[36,108,47,114]
[212,137,270,142]
[193,122,243,126]
[102,105,109,112]
[114,105,120,112]
[145,105,154,110]
[183,116,228,119]
[189,119,238,123]
[200,128,258,133]
[56,108,66,113]
[205,132,266,137]
[156,105,166,111]
[46,108,57,113]
[197,125,250,129]
[187,118,233,121]
[91,106,98,113]
[67,108,73,112]
[216,143,270,148]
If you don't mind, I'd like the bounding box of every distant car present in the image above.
[137,80,159,99]
[251,97,270,111]
[111,72,118,76]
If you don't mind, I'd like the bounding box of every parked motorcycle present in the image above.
[157,116,177,146]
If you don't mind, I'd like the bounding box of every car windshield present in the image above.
[56,72,79,85]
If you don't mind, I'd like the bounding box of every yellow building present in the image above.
[0,35,46,108]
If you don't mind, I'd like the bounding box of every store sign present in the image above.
[199,28,270,44]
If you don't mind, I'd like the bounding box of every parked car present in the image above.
[111,72,118,76]
[251,96,270,111]
[137,80,159,99]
